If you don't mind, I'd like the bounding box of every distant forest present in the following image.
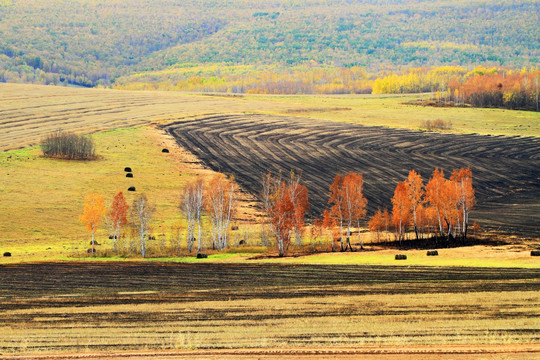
[0,0,538,92]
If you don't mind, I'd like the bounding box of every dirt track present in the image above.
[165,114,540,235]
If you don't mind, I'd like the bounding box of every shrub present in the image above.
[422,119,452,131]
[41,130,96,160]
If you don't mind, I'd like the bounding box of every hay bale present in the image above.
[128,186,136,191]
[239,240,246,245]
[126,173,133,178]
[427,250,439,256]
[162,148,169,153]
[231,225,239,231]
[90,241,100,246]
[124,167,132,172]
[87,248,96,254]
[3,252,11,257]
[395,254,407,260]
[196,253,208,259]
[531,250,540,256]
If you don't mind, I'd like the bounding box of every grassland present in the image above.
[254,94,540,137]
[0,125,236,261]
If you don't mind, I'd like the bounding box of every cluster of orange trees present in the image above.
[80,169,475,257]
[368,168,476,245]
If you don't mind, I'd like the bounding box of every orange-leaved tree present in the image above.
[322,208,338,252]
[108,191,129,252]
[79,193,107,251]
[369,209,383,243]
[391,182,410,244]
[405,170,424,240]
[425,168,446,237]
[288,172,309,246]
[262,173,308,257]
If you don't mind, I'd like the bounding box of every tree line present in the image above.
[80,167,476,258]
[374,66,539,111]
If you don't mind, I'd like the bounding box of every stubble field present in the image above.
[0,262,539,358]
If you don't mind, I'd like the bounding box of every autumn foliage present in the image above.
[328,172,368,251]
[372,167,476,244]
[108,191,129,252]
[262,173,309,257]
[79,193,107,249]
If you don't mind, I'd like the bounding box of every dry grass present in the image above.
[1,84,538,154]
[0,126,258,261]
[251,94,540,137]
[0,263,538,353]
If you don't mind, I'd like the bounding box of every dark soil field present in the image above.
[0,262,539,354]
[165,114,540,236]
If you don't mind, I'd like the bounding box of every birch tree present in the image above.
[425,168,446,237]
[329,172,367,251]
[262,173,308,257]
[108,191,129,252]
[79,193,107,252]
[450,167,475,241]
[206,174,237,251]
[391,182,410,244]
[288,172,309,246]
[180,179,200,253]
[130,193,155,258]
[405,170,424,240]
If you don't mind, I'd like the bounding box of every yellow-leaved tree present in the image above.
[79,193,107,252]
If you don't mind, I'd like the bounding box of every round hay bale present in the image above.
[395,254,407,260]
[126,173,133,178]
[128,186,136,192]
[531,250,540,256]
[3,252,12,257]
[162,148,169,153]
[427,250,439,256]
[231,225,239,231]
[87,248,96,254]
[124,167,132,172]
[90,241,100,246]
[196,253,208,259]
[239,240,246,246]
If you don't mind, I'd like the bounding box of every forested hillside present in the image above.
[0,0,538,88]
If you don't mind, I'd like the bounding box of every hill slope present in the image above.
[0,0,538,87]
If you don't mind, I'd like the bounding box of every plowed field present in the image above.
[165,114,540,236]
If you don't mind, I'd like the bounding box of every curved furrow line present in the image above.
[165,114,540,235]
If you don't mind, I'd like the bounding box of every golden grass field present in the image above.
[1,83,539,153]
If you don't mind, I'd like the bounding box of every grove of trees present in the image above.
[79,167,476,258]
[41,130,96,160]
